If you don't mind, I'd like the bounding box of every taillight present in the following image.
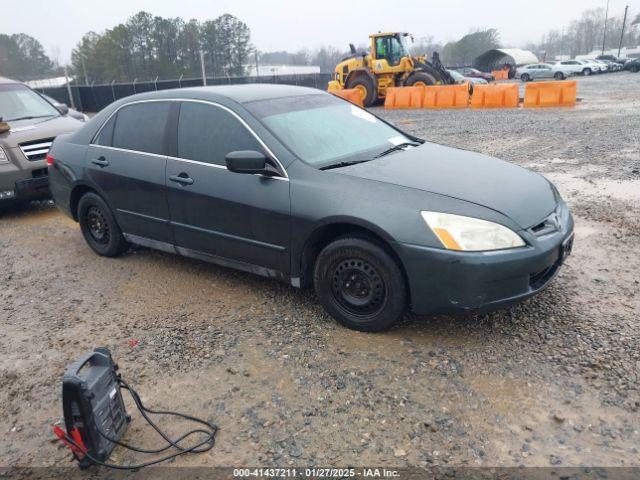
[46,154,55,165]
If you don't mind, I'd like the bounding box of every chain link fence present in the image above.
[37,73,333,113]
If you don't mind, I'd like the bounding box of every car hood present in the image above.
[338,142,557,229]
[0,115,83,148]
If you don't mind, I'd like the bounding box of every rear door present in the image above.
[86,101,173,244]
[165,101,291,275]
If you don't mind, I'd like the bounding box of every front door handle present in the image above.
[169,174,194,186]
[91,156,109,167]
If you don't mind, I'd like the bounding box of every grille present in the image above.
[19,138,54,161]
[530,211,560,237]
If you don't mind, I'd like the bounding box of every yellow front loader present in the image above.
[328,32,455,107]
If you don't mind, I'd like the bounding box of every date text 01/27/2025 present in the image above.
[232,468,400,478]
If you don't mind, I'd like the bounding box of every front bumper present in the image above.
[396,210,574,316]
[0,175,49,203]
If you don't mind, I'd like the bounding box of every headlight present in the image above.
[421,211,525,251]
[0,146,9,164]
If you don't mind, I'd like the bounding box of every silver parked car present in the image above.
[516,63,572,82]
[447,69,488,85]
[0,77,83,206]
[40,93,89,122]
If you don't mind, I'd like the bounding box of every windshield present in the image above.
[397,34,412,56]
[0,83,59,121]
[245,94,412,167]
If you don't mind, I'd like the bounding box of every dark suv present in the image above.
[48,85,573,331]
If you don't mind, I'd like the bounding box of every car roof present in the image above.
[0,77,20,85]
[122,84,325,105]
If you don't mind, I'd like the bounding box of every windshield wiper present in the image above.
[373,142,420,159]
[319,159,372,171]
[5,114,56,121]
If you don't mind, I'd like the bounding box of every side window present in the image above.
[177,102,262,166]
[375,38,388,60]
[112,102,171,155]
[94,114,116,146]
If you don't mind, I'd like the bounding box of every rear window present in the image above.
[112,102,171,155]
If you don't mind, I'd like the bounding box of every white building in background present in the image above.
[577,46,640,60]
[24,76,72,88]
[245,65,320,76]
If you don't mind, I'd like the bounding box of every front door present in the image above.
[86,101,172,244]
[165,101,291,275]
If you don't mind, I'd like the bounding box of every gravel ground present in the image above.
[1,72,639,473]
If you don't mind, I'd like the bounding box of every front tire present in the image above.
[346,75,376,107]
[631,65,639,73]
[78,192,129,257]
[582,68,591,76]
[405,71,437,88]
[313,237,406,332]
[554,72,565,80]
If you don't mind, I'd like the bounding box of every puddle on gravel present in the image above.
[547,172,640,204]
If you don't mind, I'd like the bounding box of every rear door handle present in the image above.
[91,156,109,167]
[169,174,194,186]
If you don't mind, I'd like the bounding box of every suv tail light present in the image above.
[46,154,55,165]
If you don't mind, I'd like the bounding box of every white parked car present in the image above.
[575,59,602,75]
[553,60,592,76]
[592,59,609,73]
[516,63,573,82]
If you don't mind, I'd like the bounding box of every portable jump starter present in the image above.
[59,347,129,468]
[54,347,218,470]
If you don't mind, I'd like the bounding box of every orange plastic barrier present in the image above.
[470,83,519,108]
[384,85,470,109]
[491,70,509,80]
[384,86,425,109]
[523,80,577,107]
[330,88,364,107]
[421,84,470,109]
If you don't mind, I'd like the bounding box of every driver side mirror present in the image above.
[56,103,69,115]
[225,150,269,175]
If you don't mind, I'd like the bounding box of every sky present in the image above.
[1,0,637,65]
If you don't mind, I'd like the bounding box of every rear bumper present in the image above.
[396,212,574,316]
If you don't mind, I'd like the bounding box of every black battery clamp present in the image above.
[54,347,218,470]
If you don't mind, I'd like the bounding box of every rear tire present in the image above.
[313,237,406,332]
[78,192,129,257]
[554,72,564,80]
[521,73,530,82]
[346,75,376,107]
[405,71,437,87]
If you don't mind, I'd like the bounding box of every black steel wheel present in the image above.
[86,205,110,244]
[78,192,129,257]
[331,257,386,318]
[314,237,406,332]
